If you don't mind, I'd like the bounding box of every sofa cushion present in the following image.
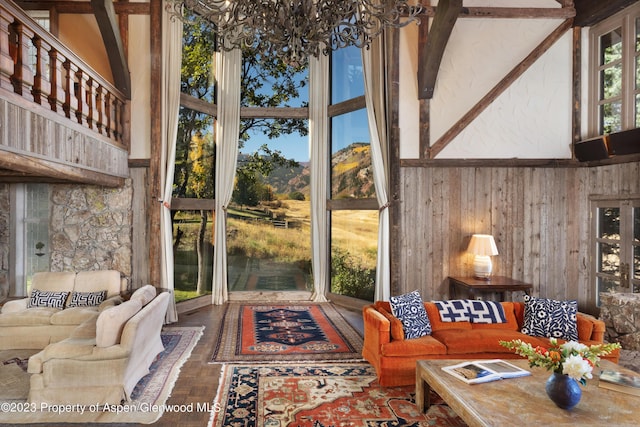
[129,284,157,306]
[389,291,432,339]
[30,271,76,293]
[471,302,519,331]
[425,302,472,332]
[67,290,107,308]
[74,270,122,297]
[434,300,471,322]
[381,335,447,357]
[468,300,506,324]
[521,295,578,341]
[96,299,142,347]
[27,289,69,309]
[50,307,100,325]
[0,307,58,326]
[433,329,548,355]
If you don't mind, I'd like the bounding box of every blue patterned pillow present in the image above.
[389,291,432,339]
[27,289,70,309]
[67,290,107,307]
[434,300,471,322]
[522,295,578,341]
[468,300,507,324]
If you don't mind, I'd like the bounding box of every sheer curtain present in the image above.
[309,54,330,302]
[211,47,242,305]
[159,4,182,322]
[362,34,391,302]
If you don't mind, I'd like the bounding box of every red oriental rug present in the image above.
[211,303,363,363]
[209,363,468,427]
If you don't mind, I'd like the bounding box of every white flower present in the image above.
[561,341,588,354]
[562,354,593,381]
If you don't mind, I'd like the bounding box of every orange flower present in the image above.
[548,351,562,362]
[534,346,548,355]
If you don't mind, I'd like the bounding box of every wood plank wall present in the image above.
[397,161,640,314]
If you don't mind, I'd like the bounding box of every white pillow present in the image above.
[95,299,142,347]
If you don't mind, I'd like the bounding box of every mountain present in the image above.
[253,142,374,199]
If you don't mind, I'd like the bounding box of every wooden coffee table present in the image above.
[416,359,640,427]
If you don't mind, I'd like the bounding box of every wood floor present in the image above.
[154,302,364,427]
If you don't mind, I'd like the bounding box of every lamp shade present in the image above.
[467,234,499,256]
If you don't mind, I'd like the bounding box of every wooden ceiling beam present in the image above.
[418,0,462,100]
[91,0,131,97]
[573,0,637,27]
[419,6,575,19]
[17,1,149,15]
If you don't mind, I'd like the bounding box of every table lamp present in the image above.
[467,234,499,280]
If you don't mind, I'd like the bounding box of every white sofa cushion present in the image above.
[0,308,58,326]
[30,272,76,293]
[50,307,100,325]
[74,270,122,297]
[129,285,157,306]
[96,299,142,347]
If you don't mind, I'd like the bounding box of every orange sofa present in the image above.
[362,300,619,387]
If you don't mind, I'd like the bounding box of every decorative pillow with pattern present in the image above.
[434,299,472,322]
[521,295,578,341]
[389,290,432,339]
[468,300,507,324]
[27,289,70,309]
[67,290,107,308]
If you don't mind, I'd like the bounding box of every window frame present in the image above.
[588,2,640,136]
[590,195,640,308]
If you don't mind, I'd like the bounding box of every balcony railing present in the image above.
[0,1,128,149]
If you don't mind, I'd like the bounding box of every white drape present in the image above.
[160,4,182,322]
[362,35,391,302]
[211,47,242,305]
[309,54,329,302]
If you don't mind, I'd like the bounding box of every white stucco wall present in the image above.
[399,0,573,159]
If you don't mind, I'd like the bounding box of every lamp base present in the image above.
[473,255,493,281]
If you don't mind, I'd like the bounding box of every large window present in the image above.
[329,45,378,302]
[592,197,640,306]
[590,2,640,135]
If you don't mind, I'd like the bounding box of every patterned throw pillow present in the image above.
[389,291,432,339]
[522,295,578,341]
[67,290,107,308]
[434,300,472,322]
[468,300,507,324]
[27,289,70,309]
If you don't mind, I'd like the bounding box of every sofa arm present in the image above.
[98,295,123,311]
[1,298,28,314]
[363,305,391,350]
[577,312,605,342]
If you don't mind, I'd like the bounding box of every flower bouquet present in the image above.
[500,338,620,385]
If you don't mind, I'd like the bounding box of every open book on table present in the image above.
[442,359,531,384]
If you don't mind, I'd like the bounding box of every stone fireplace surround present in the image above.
[600,292,640,351]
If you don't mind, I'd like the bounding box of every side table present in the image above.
[448,276,532,301]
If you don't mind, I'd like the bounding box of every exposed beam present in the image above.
[418,0,462,100]
[0,150,125,187]
[17,1,150,15]
[428,19,573,159]
[573,0,637,27]
[91,0,131,97]
[419,6,575,19]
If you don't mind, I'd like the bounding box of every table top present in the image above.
[449,276,533,291]
[417,359,640,427]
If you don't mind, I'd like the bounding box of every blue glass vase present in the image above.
[545,372,582,410]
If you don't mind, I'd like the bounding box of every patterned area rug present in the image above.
[0,326,203,424]
[209,363,468,427]
[211,303,364,363]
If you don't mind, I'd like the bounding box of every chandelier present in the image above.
[170,0,422,64]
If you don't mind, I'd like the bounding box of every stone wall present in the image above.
[599,292,640,350]
[50,181,133,287]
[0,184,8,300]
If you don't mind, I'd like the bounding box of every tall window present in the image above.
[10,184,49,296]
[592,197,640,306]
[328,45,378,302]
[590,2,640,135]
